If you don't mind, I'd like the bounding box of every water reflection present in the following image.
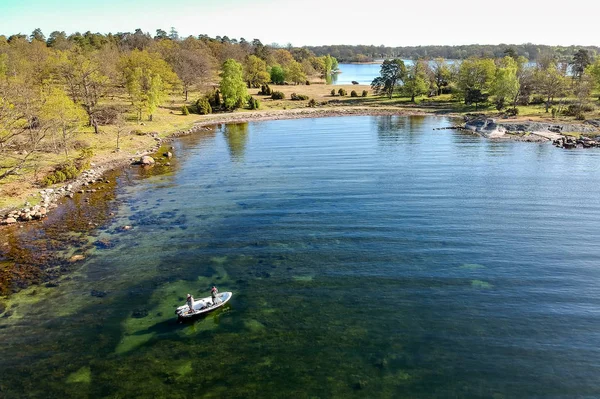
[222,123,249,161]
[376,115,427,145]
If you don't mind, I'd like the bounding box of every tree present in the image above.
[244,55,270,88]
[270,65,285,84]
[155,29,168,40]
[491,56,520,110]
[403,60,429,102]
[432,58,451,95]
[286,60,306,85]
[0,80,49,180]
[30,28,45,43]
[534,63,570,112]
[55,50,110,133]
[119,50,180,120]
[571,49,592,80]
[456,57,496,104]
[219,59,247,110]
[371,59,407,99]
[40,88,86,158]
[169,46,215,101]
[588,60,600,99]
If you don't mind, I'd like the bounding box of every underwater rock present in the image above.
[45,282,59,288]
[163,151,172,158]
[132,308,149,318]
[0,302,5,314]
[91,290,107,298]
[120,225,132,231]
[94,239,113,249]
[68,254,85,262]
[2,310,13,318]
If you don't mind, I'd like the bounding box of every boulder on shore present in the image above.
[140,155,155,166]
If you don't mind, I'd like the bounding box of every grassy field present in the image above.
[1,83,599,212]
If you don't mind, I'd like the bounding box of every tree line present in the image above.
[371,49,600,115]
[0,28,338,181]
[308,44,600,64]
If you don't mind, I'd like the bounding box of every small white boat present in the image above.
[175,291,233,319]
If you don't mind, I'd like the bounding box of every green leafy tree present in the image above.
[371,59,407,99]
[534,63,570,112]
[432,58,451,95]
[286,60,306,85]
[270,65,285,84]
[491,56,520,110]
[403,60,429,102]
[571,49,592,80]
[244,55,270,88]
[40,87,86,158]
[119,49,180,120]
[456,57,496,104]
[219,59,247,110]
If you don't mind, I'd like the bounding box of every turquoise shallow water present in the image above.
[2,116,600,398]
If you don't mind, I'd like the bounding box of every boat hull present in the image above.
[175,291,232,319]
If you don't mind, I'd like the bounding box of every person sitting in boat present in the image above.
[186,294,194,313]
[211,286,219,304]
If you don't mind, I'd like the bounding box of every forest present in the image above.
[307,44,600,63]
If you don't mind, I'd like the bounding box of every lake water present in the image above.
[332,63,382,85]
[2,115,600,398]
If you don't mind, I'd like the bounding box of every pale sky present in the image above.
[1,0,598,47]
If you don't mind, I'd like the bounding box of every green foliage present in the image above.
[456,58,496,104]
[195,97,212,114]
[491,57,520,110]
[330,89,336,96]
[350,90,358,97]
[403,60,430,102]
[286,61,307,85]
[247,96,260,110]
[41,161,83,186]
[258,84,272,95]
[371,59,407,99]
[119,49,180,121]
[244,55,270,88]
[271,91,285,100]
[270,65,285,85]
[290,93,309,100]
[181,105,189,115]
[308,98,317,107]
[338,88,347,96]
[219,59,248,110]
[362,90,368,97]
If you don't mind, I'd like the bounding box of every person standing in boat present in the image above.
[186,294,194,313]
[211,286,219,304]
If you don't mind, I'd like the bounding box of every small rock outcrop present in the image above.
[140,156,155,166]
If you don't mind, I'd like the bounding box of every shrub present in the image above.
[505,108,519,116]
[530,96,545,105]
[305,80,311,85]
[350,90,358,97]
[196,97,212,115]
[338,88,347,96]
[308,98,317,108]
[291,93,309,101]
[362,90,368,97]
[271,91,285,100]
[132,129,144,136]
[248,96,260,110]
[94,105,121,125]
[330,89,336,96]
[259,84,272,95]
[207,89,221,108]
[181,105,189,115]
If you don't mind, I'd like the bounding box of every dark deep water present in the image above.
[2,115,600,398]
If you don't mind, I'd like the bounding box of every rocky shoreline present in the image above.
[464,116,600,142]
